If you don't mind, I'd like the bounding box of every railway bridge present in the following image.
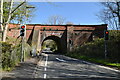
[8,24,107,53]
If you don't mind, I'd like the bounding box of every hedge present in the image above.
[0,41,31,71]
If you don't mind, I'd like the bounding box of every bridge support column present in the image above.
[31,30,40,55]
[67,25,74,53]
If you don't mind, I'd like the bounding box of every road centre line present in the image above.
[43,54,48,79]
[45,54,48,67]
[33,56,44,78]
[44,67,47,71]
[44,74,47,79]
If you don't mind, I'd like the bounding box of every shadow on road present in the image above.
[1,58,39,78]
[2,77,120,80]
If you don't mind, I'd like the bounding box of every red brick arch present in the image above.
[41,35,62,53]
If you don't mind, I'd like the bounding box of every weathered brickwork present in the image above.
[7,24,107,53]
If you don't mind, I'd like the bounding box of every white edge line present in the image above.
[63,56,120,73]
[82,61,120,73]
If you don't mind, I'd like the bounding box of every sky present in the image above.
[27,2,105,25]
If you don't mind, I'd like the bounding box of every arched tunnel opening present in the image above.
[41,36,61,54]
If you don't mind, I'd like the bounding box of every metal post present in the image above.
[104,30,108,59]
[21,36,22,62]
[21,0,27,62]
[104,40,107,59]
[21,36,24,62]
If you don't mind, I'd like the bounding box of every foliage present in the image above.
[1,37,31,71]
[67,30,120,68]
[3,2,35,24]
[1,1,35,42]
[72,38,105,58]
[43,27,46,30]
[1,42,12,53]
[109,30,120,41]
[42,40,57,52]
[0,41,19,71]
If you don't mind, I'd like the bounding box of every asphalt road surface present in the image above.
[2,53,120,80]
[33,53,120,80]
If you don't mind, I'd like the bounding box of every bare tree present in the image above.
[97,0,120,30]
[46,15,66,25]
[66,21,74,25]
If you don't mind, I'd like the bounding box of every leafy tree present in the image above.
[42,40,58,52]
[10,2,34,24]
[3,2,34,24]
[1,1,35,41]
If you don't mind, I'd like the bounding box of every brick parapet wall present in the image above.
[7,24,107,40]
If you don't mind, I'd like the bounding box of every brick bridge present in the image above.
[8,24,107,53]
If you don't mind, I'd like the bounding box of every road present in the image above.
[2,53,120,80]
[33,53,120,80]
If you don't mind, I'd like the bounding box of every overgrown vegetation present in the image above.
[42,40,58,52]
[66,30,120,69]
[1,42,20,71]
[0,37,31,71]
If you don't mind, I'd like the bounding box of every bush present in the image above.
[1,42,12,53]
[0,36,31,71]
[1,41,27,71]
[73,38,105,58]
[109,30,120,41]
[0,42,14,70]
[107,30,120,62]
[69,30,120,63]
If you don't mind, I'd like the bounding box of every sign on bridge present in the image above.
[46,33,61,35]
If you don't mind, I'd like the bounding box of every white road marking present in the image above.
[44,67,47,71]
[82,61,120,73]
[33,54,49,78]
[43,54,48,79]
[56,58,66,62]
[44,74,47,79]
[45,55,48,66]
[33,56,44,78]
[64,55,120,72]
